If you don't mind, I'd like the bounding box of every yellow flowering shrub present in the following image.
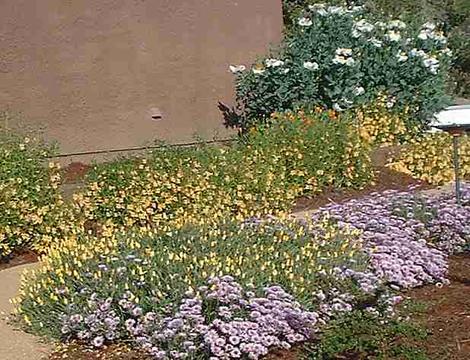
[72,114,372,233]
[354,96,418,147]
[1,110,372,259]
[388,132,470,185]
[0,127,72,258]
[16,217,367,337]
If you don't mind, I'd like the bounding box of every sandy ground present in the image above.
[0,263,52,360]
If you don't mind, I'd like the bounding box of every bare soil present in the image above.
[294,167,430,212]
[62,162,91,183]
[0,250,39,272]
[407,254,470,360]
[49,343,151,360]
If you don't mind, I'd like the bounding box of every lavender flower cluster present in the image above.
[62,276,325,359]
[60,294,120,347]
[312,185,470,288]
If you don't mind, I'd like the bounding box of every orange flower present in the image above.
[327,109,337,120]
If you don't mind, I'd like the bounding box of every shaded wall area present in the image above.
[0,0,283,155]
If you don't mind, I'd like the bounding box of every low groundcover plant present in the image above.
[71,112,371,236]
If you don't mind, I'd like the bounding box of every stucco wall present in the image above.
[0,0,282,155]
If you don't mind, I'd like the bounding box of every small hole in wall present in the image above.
[149,107,163,121]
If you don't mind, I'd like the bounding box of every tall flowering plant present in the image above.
[230,4,452,130]
[0,122,71,258]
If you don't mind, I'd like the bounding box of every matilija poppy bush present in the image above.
[229,4,452,130]
[15,186,469,359]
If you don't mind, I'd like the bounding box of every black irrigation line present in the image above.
[46,138,235,159]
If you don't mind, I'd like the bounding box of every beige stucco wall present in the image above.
[0,0,282,156]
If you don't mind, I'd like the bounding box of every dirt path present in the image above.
[0,263,52,360]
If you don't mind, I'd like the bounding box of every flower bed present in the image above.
[0,113,372,259]
[15,185,470,359]
[312,186,470,285]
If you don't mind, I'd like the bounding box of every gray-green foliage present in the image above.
[231,4,452,130]
[283,0,470,97]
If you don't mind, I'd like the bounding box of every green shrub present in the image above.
[282,0,469,98]
[0,120,66,258]
[231,4,452,130]
[367,0,470,97]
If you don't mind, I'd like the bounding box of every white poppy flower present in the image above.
[333,103,344,111]
[386,31,401,42]
[357,20,374,32]
[375,21,387,29]
[328,6,345,15]
[422,22,436,31]
[229,65,246,74]
[351,6,365,13]
[265,58,285,67]
[388,20,406,29]
[429,66,439,75]
[309,3,328,15]
[252,68,265,75]
[298,17,313,27]
[353,19,374,38]
[333,48,354,66]
[368,38,383,47]
[386,98,396,108]
[336,48,353,56]
[410,48,426,57]
[422,55,439,75]
[396,51,408,62]
[303,61,319,70]
[418,31,429,40]
[353,86,365,96]
[308,3,326,11]
[441,48,453,57]
[333,56,346,65]
[423,57,439,68]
